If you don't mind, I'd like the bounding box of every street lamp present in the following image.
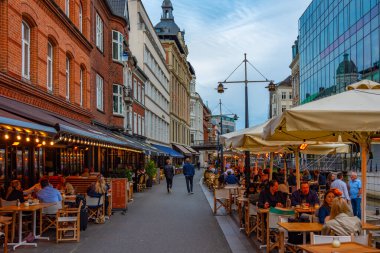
[216,53,273,190]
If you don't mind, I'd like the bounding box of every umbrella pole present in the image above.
[360,142,368,223]
[295,149,300,190]
[269,152,274,180]
[284,155,287,185]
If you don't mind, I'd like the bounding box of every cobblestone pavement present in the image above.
[12,170,232,253]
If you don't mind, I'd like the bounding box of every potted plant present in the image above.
[145,160,156,187]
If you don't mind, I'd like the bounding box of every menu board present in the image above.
[111,178,127,210]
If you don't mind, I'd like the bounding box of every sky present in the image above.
[142,0,312,130]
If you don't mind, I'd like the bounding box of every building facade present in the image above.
[155,0,192,150]
[0,0,144,188]
[290,37,300,106]
[299,0,380,104]
[211,116,236,135]
[269,76,293,118]
[128,0,170,146]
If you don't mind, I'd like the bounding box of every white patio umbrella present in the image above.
[263,80,380,222]
[221,120,349,185]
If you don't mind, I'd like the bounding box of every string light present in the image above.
[4,131,9,140]
[50,141,54,146]
[26,134,30,142]
[35,135,40,143]
[16,131,21,140]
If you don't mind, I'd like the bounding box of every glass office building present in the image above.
[299,0,380,104]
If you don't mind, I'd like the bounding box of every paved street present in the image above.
[15,171,232,253]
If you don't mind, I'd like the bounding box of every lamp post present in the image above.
[215,99,238,172]
[217,53,274,190]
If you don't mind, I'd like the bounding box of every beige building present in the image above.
[155,0,192,152]
[269,76,293,118]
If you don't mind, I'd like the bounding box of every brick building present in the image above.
[0,0,144,187]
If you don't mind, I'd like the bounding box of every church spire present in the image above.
[161,0,174,20]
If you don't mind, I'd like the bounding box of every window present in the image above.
[112,30,123,61]
[289,92,292,100]
[96,13,103,51]
[133,113,137,134]
[138,83,141,102]
[79,2,83,32]
[22,21,30,79]
[65,0,70,17]
[79,68,83,106]
[138,115,141,135]
[141,86,145,105]
[142,117,145,136]
[66,57,70,100]
[133,79,137,99]
[281,92,286,99]
[282,105,287,112]
[96,74,104,110]
[47,42,53,91]
[113,84,123,115]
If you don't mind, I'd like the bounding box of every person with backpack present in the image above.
[164,158,174,193]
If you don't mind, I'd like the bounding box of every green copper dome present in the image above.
[336,53,358,75]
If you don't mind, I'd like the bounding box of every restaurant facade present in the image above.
[0,0,157,189]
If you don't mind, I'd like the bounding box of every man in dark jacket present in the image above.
[164,158,174,193]
[183,158,195,194]
[258,180,286,208]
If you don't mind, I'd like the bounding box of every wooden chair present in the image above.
[0,199,17,243]
[86,195,104,221]
[213,188,231,215]
[245,203,258,236]
[137,175,146,192]
[56,201,83,243]
[0,216,12,253]
[310,232,352,244]
[267,208,295,252]
[65,177,97,195]
[40,202,62,235]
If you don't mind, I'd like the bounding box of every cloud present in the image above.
[142,0,312,130]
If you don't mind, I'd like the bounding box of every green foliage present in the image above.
[145,159,156,178]
[111,167,133,181]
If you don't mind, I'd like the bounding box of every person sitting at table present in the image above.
[225,171,239,185]
[322,197,361,236]
[56,177,75,195]
[291,181,319,207]
[258,180,286,209]
[87,174,109,217]
[5,180,25,203]
[37,178,62,204]
[318,189,338,224]
[23,176,49,196]
[302,169,311,182]
[81,168,90,177]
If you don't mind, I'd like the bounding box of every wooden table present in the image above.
[298,242,380,253]
[0,216,12,253]
[362,222,380,231]
[0,203,55,250]
[278,222,323,253]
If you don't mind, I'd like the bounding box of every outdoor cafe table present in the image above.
[362,222,380,231]
[295,207,317,217]
[278,222,323,253]
[298,242,380,253]
[0,216,12,253]
[0,202,55,250]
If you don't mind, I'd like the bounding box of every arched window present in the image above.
[66,56,70,100]
[22,21,30,79]
[79,2,83,32]
[47,42,53,91]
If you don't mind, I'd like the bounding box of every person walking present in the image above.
[164,158,174,193]
[183,158,195,194]
[331,172,350,202]
[349,172,362,219]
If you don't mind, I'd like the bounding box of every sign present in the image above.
[111,178,127,210]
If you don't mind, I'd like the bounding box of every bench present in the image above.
[48,176,63,188]
[65,176,97,195]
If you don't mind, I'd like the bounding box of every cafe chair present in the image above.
[351,233,372,247]
[213,188,231,215]
[245,203,258,237]
[0,199,17,243]
[40,202,62,234]
[267,208,295,252]
[86,195,104,221]
[56,201,83,243]
[310,232,352,244]
[137,175,146,192]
